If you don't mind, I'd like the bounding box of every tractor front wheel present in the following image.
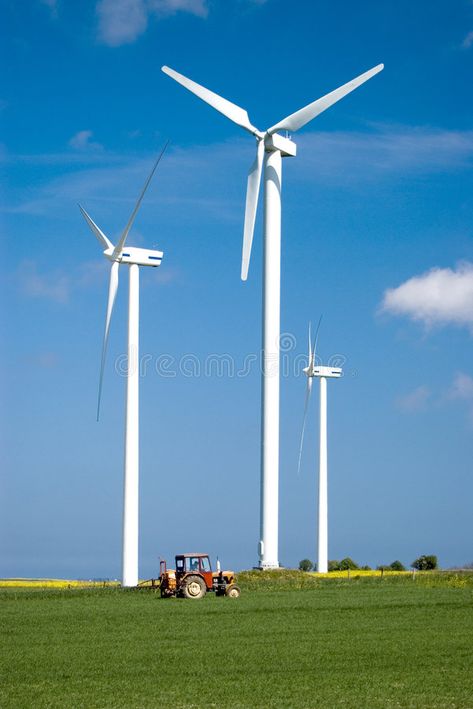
[225,584,241,598]
[182,575,206,599]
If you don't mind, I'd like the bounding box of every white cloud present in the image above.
[96,0,148,46]
[40,0,58,18]
[33,352,60,369]
[18,261,70,304]
[16,260,111,305]
[396,375,473,423]
[462,31,473,49]
[380,262,473,332]
[396,386,431,413]
[9,122,473,176]
[16,257,175,305]
[3,143,243,219]
[149,0,207,17]
[447,372,473,427]
[6,123,473,218]
[297,125,473,182]
[69,130,103,152]
[449,372,473,400]
[96,0,207,47]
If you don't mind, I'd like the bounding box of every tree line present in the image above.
[298,554,439,573]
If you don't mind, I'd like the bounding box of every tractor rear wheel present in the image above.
[225,584,241,598]
[182,575,206,599]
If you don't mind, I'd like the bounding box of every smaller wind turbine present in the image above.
[79,144,167,587]
[298,319,342,574]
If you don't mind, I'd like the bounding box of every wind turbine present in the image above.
[79,145,167,587]
[161,63,382,569]
[298,320,342,574]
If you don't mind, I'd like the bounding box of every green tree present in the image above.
[412,555,438,571]
[328,560,341,571]
[340,557,359,570]
[298,559,313,572]
[377,560,406,571]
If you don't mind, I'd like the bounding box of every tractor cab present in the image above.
[175,554,213,588]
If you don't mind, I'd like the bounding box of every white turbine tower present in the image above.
[298,320,342,574]
[162,63,382,568]
[79,145,167,587]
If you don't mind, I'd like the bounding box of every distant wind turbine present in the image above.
[162,63,382,568]
[79,144,167,587]
[299,320,342,574]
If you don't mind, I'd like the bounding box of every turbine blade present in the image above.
[162,65,260,136]
[79,205,113,251]
[267,64,384,135]
[308,321,312,363]
[297,377,313,476]
[241,138,264,281]
[112,141,169,260]
[97,261,119,421]
[312,314,323,366]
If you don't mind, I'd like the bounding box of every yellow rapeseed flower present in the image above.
[0,579,120,588]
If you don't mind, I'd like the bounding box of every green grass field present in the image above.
[1,573,472,708]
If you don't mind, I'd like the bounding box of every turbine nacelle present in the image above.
[304,364,342,379]
[263,132,297,157]
[104,245,164,267]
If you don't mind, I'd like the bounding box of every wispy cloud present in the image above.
[16,257,175,305]
[94,0,269,46]
[31,352,60,369]
[449,372,473,400]
[6,123,473,219]
[396,385,431,413]
[3,142,243,220]
[96,0,208,47]
[462,31,473,49]
[18,260,71,304]
[69,130,104,152]
[40,0,58,18]
[150,0,207,15]
[447,372,473,426]
[396,375,473,424]
[380,262,473,333]
[16,260,109,305]
[297,124,473,182]
[96,0,148,46]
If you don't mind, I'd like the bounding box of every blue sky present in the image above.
[2,0,473,578]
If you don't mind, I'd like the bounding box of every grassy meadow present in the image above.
[1,572,472,708]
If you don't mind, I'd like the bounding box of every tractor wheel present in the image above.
[225,584,241,598]
[182,575,206,599]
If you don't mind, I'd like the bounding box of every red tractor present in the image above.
[159,553,241,599]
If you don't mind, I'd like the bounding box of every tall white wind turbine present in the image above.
[79,145,167,587]
[162,63,382,568]
[298,321,342,574]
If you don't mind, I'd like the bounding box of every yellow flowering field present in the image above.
[312,569,412,579]
[0,579,120,589]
